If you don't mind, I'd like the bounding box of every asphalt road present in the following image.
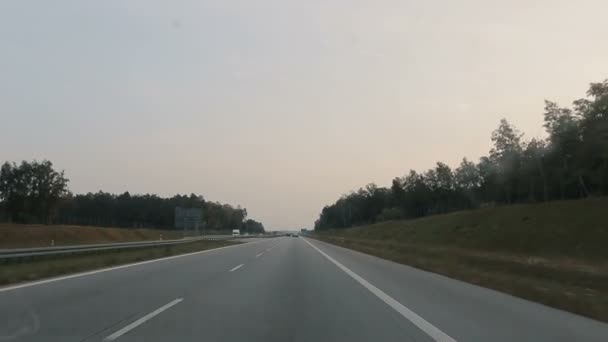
[1,237,607,341]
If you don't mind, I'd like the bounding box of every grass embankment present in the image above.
[0,239,237,286]
[0,224,186,249]
[314,197,608,322]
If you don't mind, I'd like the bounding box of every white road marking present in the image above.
[229,264,244,272]
[256,252,264,258]
[303,238,457,342]
[0,239,270,293]
[104,298,183,341]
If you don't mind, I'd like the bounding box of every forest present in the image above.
[0,161,264,233]
[316,79,608,230]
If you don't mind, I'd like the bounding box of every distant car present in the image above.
[286,233,292,237]
[232,229,240,236]
[293,233,299,237]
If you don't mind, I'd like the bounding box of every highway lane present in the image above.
[306,239,608,342]
[1,237,607,341]
[124,236,432,342]
[0,238,276,342]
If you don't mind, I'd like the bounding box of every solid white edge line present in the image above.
[302,238,456,342]
[256,252,264,258]
[0,239,271,293]
[229,264,244,272]
[104,298,183,341]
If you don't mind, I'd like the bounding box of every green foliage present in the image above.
[317,183,391,229]
[0,162,258,231]
[56,192,250,231]
[319,197,608,259]
[316,78,608,230]
[242,219,265,234]
[0,160,70,223]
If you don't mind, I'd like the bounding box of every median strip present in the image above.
[104,298,183,341]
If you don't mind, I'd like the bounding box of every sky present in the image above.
[1,0,607,230]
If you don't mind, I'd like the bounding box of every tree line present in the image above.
[315,79,608,230]
[0,161,264,233]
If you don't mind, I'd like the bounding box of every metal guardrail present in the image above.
[0,235,238,260]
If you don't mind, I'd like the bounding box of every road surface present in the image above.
[1,237,607,341]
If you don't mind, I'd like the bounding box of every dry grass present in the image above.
[314,198,608,322]
[0,239,236,286]
[0,224,184,249]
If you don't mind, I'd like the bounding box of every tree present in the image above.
[0,160,261,230]
[576,80,608,195]
[455,158,481,190]
[521,139,549,201]
[243,219,265,234]
[401,170,433,217]
[423,162,457,213]
[490,119,523,203]
[0,160,70,223]
[455,158,481,205]
[315,78,608,231]
[543,101,580,198]
[376,207,404,221]
[477,156,499,203]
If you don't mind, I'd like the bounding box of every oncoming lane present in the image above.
[0,237,284,342]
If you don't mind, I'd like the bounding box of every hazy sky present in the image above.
[1,1,607,229]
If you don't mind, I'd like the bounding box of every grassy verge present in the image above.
[0,224,186,249]
[313,198,608,322]
[0,239,237,286]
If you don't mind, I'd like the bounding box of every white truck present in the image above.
[232,229,240,237]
